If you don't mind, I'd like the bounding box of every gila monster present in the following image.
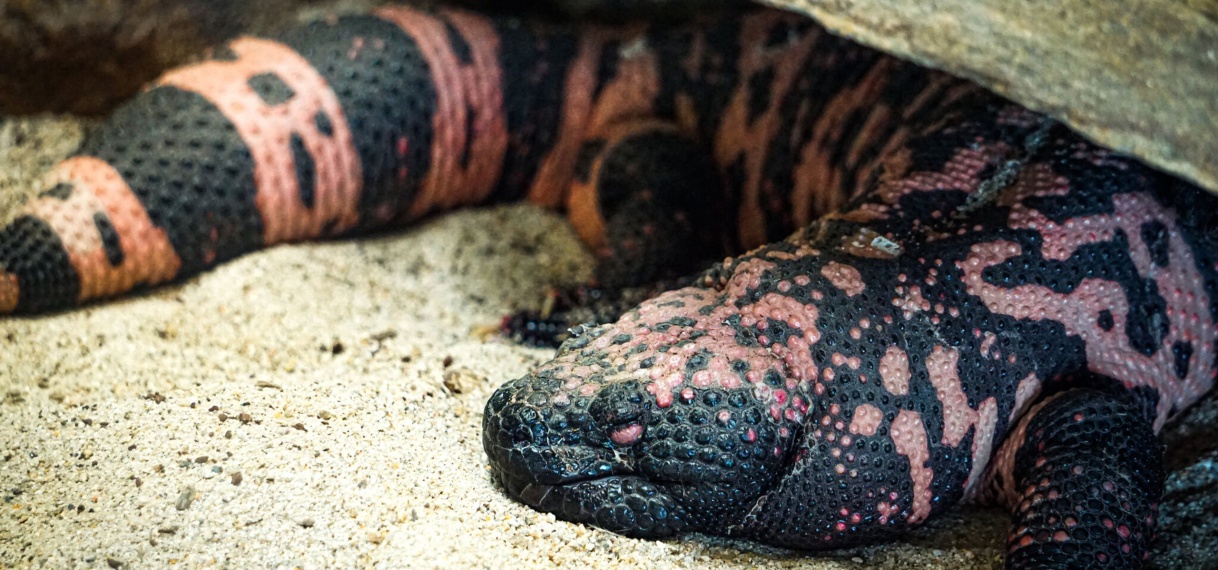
[0,5,1214,569]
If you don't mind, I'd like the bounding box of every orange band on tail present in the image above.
[376,7,508,218]
[714,12,817,249]
[31,157,182,302]
[0,271,16,313]
[158,38,362,244]
[526,38,601,209]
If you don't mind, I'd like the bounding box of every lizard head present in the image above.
[483,246,850,540]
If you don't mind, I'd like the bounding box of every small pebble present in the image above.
[175,487,195,511]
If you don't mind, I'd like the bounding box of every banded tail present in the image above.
[0,7,586,314]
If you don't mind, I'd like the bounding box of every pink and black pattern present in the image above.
[0,8,958,314]
[0,5,1214,568]
[484,99,1218,567]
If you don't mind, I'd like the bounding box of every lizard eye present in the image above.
[589,381,648,447]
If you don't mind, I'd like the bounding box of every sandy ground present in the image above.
[0,115,1214,570]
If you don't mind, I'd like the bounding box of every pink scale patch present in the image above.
[158,37,362,244]
[963,174,1216,426]
[890,410,934,523]
[893,285,931,319]
[820,261,866,296]
[849,403,883,436]
[926,346,976,447]
[876,501,898,525]
[980,331,998,358]
[646,382,673,408]
[32,157,184,303]
[963,396,1000,494]
[879,346,911,395]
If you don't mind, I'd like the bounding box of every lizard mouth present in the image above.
[491,465,688,538]
[493,467,599,513]
[482,391,689,537]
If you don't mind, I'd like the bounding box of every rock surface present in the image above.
[0,0,352,116]
[3,0,1213,194]
[759,0,1218,194]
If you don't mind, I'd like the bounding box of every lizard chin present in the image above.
[492,469,689,538]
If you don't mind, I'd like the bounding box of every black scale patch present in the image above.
[79,85,263,275]
[210,46,239,61]
[279,15,438,224]
[443,19,475,65]
[313,111,333,136]
[92,212,124,266]
[592,39,622,103]
[488,19,582,201]
[1172,340,1193,379]
[573,139,607,184]
[745,67,775,124]
[0,216,80,312]
[289,134,316,208]
[247,72,295,106]
[1140,219,1170,268]
[458,100,477,171]
[592,129,725,286]
[39,182,75,200]
[1097,309,1115,331]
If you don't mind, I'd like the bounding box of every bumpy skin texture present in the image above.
[1004,388,1163,568]
[0,7,953,313]
[485,105,1218,566]
[1,5,1215,569]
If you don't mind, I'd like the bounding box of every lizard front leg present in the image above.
[997,388,1163,569]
